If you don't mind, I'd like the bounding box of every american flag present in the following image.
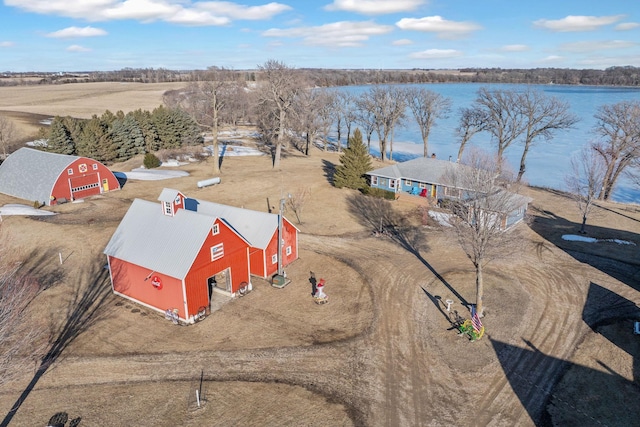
[471,305,483,332]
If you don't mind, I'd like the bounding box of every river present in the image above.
[337,83,640,204]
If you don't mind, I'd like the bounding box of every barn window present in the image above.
[212,223,219,235]
[164,202,172,215]
[271,254,277,264]
[211,243,224,261]
[67,168,73,175]
[286,246,292,256]
[92,164,98,170]
[371,176,378,186]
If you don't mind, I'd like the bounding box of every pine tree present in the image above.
[46,116,75,155]
[333,128,373,189]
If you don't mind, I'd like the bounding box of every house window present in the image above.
[389,179,396,189]
[92,163,98,170]
[164,201,172,215]
[67,168,73,175]
[404,179,412,186]
[371,176,378,186]
[286,246,292,256]
[271,254,277,264]
[175,195,181,205]
[212,223,219,235]
[211,243,224,261]
[419,182,427,189]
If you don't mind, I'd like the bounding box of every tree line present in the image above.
[2,65,639,87]
[40,106,202,164]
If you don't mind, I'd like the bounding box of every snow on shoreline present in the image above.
[562,234,636,245]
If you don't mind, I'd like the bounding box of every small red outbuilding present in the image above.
[0,147,120,205]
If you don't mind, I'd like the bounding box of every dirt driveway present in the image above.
[0,142,639,426]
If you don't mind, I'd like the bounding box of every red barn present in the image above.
[184,192,299,279]
[0,147,120,205]
[103,189,299,323]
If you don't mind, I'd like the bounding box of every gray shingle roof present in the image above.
[103,199,216,279]
[0,147,78,203]
[366,157,461,186]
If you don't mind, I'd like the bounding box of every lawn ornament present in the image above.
[314,278,328,304]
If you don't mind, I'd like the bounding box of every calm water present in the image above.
[338,83,640,204]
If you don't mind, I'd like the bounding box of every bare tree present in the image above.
[591,100,640,200]
[0,230,47,389]
[516,89,578,183]
[337,91,358,146]
[565,145,606,234]
[257,60,305,168]
[287,186,311,224]
[291,88,324,155]
[473,88,527,171]
[0,115,19,159]
[443,149,526,316]
[354,96,377,153]
[404,87,452,158]
[316,90,337,152]
[164,67,238,173]
[363,86,406,161]
[455,107,486,161]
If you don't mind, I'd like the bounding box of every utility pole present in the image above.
[277,197,285,277]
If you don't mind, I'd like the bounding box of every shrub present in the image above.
[143,152,161,169]
[362,187,396,200]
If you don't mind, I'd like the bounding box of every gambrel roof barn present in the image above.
[0,147,120,205]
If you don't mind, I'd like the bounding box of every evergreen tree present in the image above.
[46,116,75,155]
[131,109,161,152]
[333,128,373,189]
[112,115,144,161]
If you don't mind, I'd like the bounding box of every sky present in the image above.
[1,0,639,72]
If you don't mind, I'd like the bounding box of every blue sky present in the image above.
[1,0,639,72]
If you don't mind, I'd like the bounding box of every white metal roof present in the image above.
[187,197,279,249]
[0,147,78,204]
[103,199,216,279]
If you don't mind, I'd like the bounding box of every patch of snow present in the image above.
[428,211,453,227]
[561,235,635,245]
[113,169,190,181]
[0,204,56,216]
[203,144,264,157]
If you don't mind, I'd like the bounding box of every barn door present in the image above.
[209,268,231,293]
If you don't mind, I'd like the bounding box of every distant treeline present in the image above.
[41,106,202,164]
[2,65,639,87]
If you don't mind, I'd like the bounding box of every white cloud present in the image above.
[325,0,425,15]
[392,38,413,46]
[263,21,393,47]
[66,45,92,52]
[560,40,637,52]
[46,26,108,38]
[616,22,640,31]
[533,15,625,32]
[396,16,481,39]
[540,55,563,62]
[501,44,529,52]
[0,41,15,47]
[4,0,290,25]
[409,48,462,59]
[196,1,292,20]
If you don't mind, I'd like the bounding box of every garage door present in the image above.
[69,173,101,200]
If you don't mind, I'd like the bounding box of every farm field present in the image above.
[0,83,639,426]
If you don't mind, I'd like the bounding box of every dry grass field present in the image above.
[0,83,639,426]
